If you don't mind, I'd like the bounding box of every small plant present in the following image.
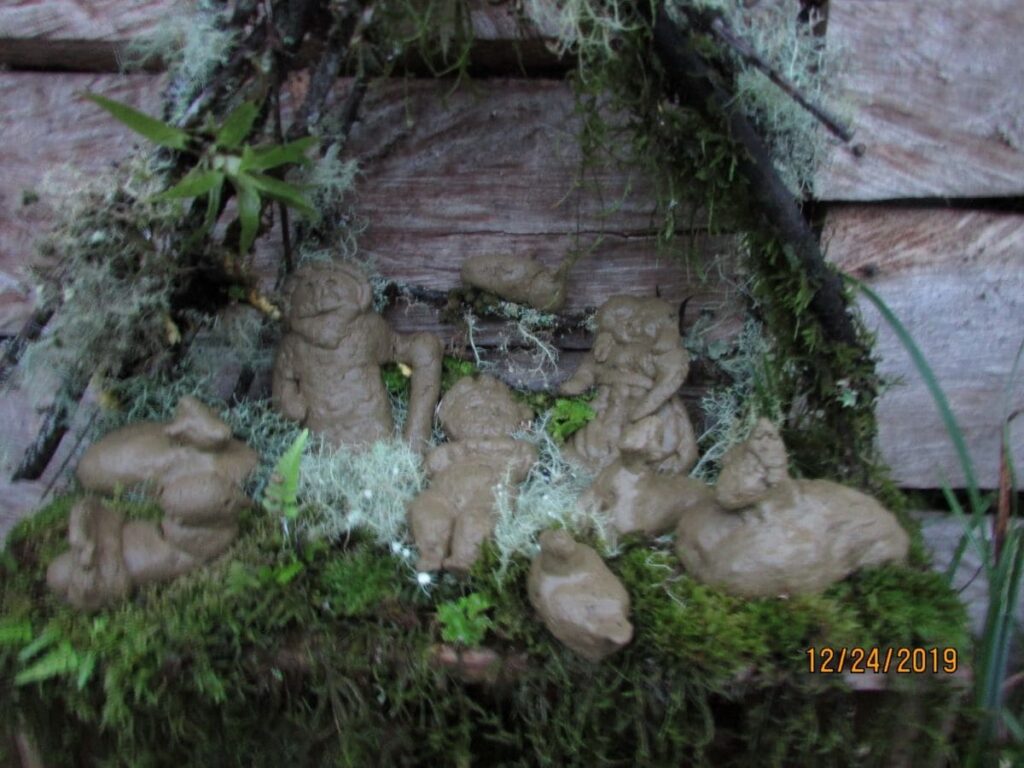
[262,428,309,524]
[546,397,596,443]
[1,622,96,689]
[86,93,317,254]
[437,593,494,647]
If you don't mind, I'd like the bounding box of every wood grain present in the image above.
[816,0,1024,200]
[825,205,1024,488]
[0,72,163,335]
[0,0,560,72]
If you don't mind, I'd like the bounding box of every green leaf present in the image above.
[243,172,318,220]
[76,651,96,690]
[84,92,189,150]
[216,101,259,150]
[240,137,317,172]
[153,168,224,201]
[262,429,309,520]
[274,561,304,585]
[0,618,32,646]
[232,175,262,255]
[18,627,58,663]
[437,593,494,647]
[16,642,77,686]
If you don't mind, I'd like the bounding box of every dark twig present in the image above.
[705,16,854,143]
[11,373,89,481]
[650,7,863,352]
[0,306,55,387]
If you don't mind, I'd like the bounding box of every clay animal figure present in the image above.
[47,397,257,610]
[528,529,633,662]
[461,254,567,312]
[272,263,443,453]
[560,296,697,473]
[579,455,712,546]
[408,375,536,573]
[674,419,910,598]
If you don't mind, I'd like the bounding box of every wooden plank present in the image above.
[0,72,162,335]
[816,0,1024,200]
[825,206,1024,488]
[0,0,560,72]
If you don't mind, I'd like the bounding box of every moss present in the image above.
[1,493,970,767]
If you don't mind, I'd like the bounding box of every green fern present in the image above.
[262,428,309,521]
[437,593,494,647]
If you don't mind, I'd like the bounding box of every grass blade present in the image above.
[83,92,189,150]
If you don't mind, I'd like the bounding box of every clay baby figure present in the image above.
[273,263,443,454]
[560,296,697,474]
[674,418,910,598]
[461,254,568,312]
[528,529,633,662]
[407,375,536,573]
[48,397,258,610]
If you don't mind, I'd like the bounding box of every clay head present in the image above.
[164,396,231,450]
[286,264,373,346]
[438,375,534,440]
[716,418,790,510]
[595,297,677,347]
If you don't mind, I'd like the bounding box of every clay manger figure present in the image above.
[408,375,535,573]
[273,263,443,454]
[461,253,568,312]
[674,418,910,598]
[48,397,257,611]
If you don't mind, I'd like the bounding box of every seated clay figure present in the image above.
[560,296,697,474]
[461,254,567,312]
[272,263,443,453]
[528,529,633,662]
[47,397,257,610]
[674,419,910,598]
[407,375,536,573]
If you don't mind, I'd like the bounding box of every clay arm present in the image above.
[271,336,308,423]
[559,359,597,395]
[630,347,688,421]
[389,332,443,453]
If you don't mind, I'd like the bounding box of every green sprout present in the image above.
[262,428,309,522]
[436,593,494,647]
[85,93,318,254]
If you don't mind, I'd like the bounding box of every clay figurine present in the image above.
[579,453,712,546]
[272,263,443,453]
[560,296,697,473]
[48,397,257,610]
[408,375,536,573]
[674,419,910,598]
[528,529,633,662]
[461,254,567,312]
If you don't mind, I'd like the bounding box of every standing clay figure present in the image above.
[461,254,568,312]
[528,529,633,662]
[272,263,443,453]
[560,296,697,473]
[674,419,910,598]
[407,375,536,573]
[47,397,257,610]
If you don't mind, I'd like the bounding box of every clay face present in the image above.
[674,419,910,598]
[560,296,697,473]
[528,529,633,662]
[272,263,443,454]
[407,375,536,573]
[47,397,257,610]
[461,254,567,312]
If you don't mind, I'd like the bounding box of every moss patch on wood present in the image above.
[2,495,969,767]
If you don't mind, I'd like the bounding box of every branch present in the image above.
[650,7,863,352]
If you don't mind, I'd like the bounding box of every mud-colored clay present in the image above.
[272,263,443,453]
[579,458,712,544]
[560,296,697,473]
[528,529,633,662]
[674,419,910,598]
[408,376,536,573]
[461,254,567,312]
[48,397,257,610]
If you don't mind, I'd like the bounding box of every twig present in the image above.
[11,373,89,482]
[0,305,55,387]
[650,6,863,353]
[706,15,854,143]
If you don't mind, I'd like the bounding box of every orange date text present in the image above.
[806,646,958,674]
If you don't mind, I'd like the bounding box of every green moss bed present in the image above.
[1,493,969,767]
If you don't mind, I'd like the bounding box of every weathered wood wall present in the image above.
[0,0,1022,526]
